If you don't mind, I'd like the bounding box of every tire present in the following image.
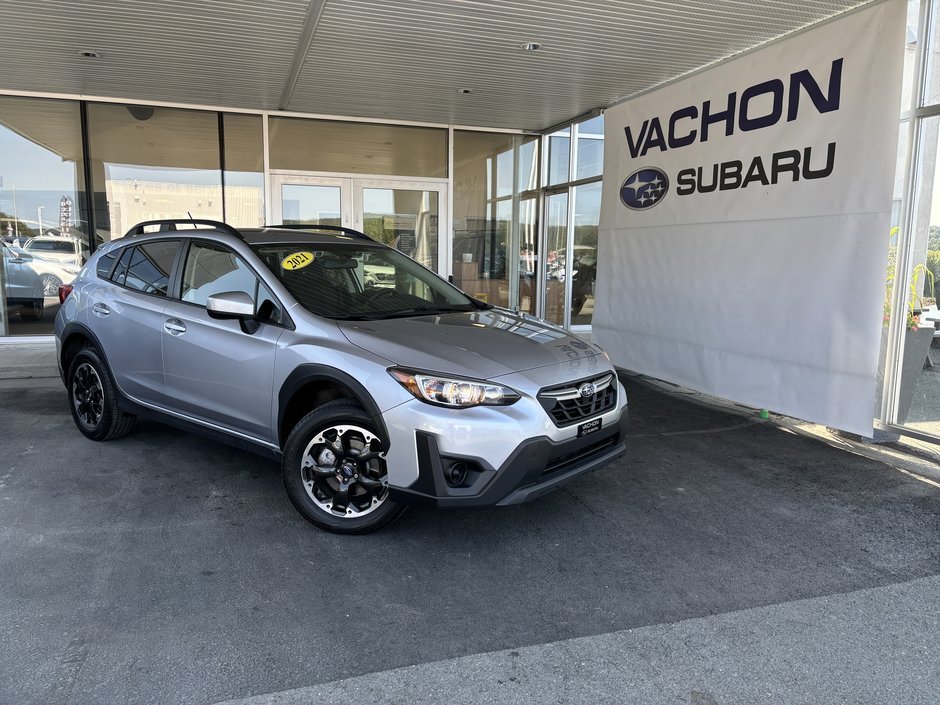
[282,399,405,534]
[40,273,62,297]
[66,348,136,441]
[18,296,44,321]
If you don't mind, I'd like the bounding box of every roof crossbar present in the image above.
[267,223,373,241]
[125,219,243,239]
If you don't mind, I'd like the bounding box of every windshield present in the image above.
[253,242,480,320]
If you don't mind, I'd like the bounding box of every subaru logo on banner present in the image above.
[620,168,669,210]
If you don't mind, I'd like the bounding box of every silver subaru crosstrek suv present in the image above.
[55,220,628,533]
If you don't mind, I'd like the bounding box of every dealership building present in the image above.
[1,0,938,445]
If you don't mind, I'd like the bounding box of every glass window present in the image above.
[540,117,604,327]
[111,247,134,286]
[518,195,539,315]
[269,118,447,178]
[223,114,264,228]
[571,182,601,326]
[453,131,539,310]
[28,240,73,254]
[96,250,118,279]
[544,192,569,326]
[911,0,940,106]
[575,116,604,181]
[889,114,940,435]
[121,240,180,296]
[546,129,571,186]
[496,150,513,199]
[454,132,515,307]
[0,95,87,336]
[87,103,222,243]
[361,188,440,272]
[281,185,342,227]
[518,136,539,193]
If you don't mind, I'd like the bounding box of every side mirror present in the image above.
[207,291,260,334]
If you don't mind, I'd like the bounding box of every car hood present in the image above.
[338,308,604,379]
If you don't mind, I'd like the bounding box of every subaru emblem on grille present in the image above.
[578,382,596,398]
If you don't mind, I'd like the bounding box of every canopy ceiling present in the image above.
[1,0,872,130]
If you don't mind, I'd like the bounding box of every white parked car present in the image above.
[22,235,88,267]
[28,256,81,297]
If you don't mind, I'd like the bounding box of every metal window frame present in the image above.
[880,0,940,445]
[538,112,605,330]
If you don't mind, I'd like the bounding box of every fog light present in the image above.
[446,462,468,486]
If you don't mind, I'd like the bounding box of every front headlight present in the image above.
[388,368,520,408]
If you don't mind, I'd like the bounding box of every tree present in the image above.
[0,212,36,240]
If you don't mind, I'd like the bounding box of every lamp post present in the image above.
[11,179,17,239]
[37,206,45,236]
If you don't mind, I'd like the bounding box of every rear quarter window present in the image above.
[96,251,118,279]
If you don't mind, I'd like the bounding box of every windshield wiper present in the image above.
[381,305,475,318]
[336,304,475,321]
[335,313,386,321]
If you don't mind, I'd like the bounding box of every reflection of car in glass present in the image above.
[1,243,45,320]
[23,235,88,267]
[362,254,396,288]
[56,220,627,534]
[11,247,81,296]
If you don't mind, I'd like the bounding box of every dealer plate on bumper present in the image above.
[577,418,602,437]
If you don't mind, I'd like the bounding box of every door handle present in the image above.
[164,318,186,335]
[92,303,110,317]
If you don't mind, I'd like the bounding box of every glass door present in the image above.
[269,174,352,228]
[270,174,447,275]
[353,180,447,275]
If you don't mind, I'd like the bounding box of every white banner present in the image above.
[594,0,905,436]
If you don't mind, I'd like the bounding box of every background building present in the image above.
[0,0,936,444]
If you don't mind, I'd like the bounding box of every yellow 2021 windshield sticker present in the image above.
[282,251,315,270]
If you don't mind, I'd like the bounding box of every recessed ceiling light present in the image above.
[521,42,542,52]
[456,88,473,95]
[78,50,102,59]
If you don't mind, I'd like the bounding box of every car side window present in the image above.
[182,242,282,323]
[109,240,180,296]
[111,247,135,286]
[121,240,180,296]
[96,250,118,279]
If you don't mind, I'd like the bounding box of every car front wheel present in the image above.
[67,348,136,441]
[282,399,405,534]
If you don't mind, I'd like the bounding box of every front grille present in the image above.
[538,373,617,427]
[544,435,618,476]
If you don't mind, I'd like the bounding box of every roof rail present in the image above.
[267,223,373,241]
[124,219,243,239]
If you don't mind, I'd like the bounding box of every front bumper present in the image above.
[388,411,628,508]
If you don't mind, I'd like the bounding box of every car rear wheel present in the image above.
[40,273,62,297]
[67,348,136,441]
[282,399,405,534]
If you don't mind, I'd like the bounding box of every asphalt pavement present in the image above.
[0,372,938,705]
